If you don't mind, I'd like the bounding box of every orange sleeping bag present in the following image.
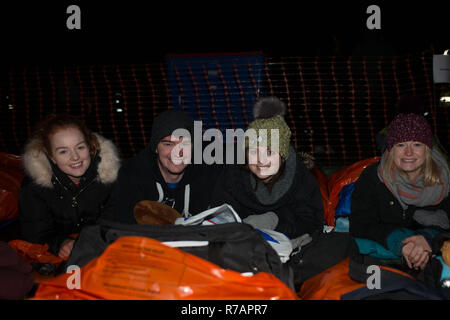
[32,236,300,300]
[298,258,365,300]
[325,157,380,226]
[0,152,24,222]
[8,240,64,266]
[8,240,65,284]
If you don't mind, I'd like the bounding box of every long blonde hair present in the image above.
[383,146,441,186]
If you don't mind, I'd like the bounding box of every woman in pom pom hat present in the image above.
[350,113,450,271]
[210,97,324,241]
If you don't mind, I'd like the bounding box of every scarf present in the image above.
[250,146,297,206]
[377,148,450,210]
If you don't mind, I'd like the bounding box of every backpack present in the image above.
[66,219,294,289]
[174,204,294,263]
[289,230,358,291]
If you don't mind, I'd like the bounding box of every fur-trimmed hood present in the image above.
[22,133,121,188]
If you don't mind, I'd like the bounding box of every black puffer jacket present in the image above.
[210,146,324,239]
[18,134,120,255]
[349,162,450,247]
[114,144,223,224]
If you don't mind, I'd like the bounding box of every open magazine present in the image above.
[174,204,242,226]
[254,228,293,263]
[175,204,293,262]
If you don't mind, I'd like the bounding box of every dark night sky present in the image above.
[1,1,449,67]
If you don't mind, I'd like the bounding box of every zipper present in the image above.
[53,174,97,229]
[72,179,95,207]
[53,174,96,207]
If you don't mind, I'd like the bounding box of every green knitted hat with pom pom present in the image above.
[246,115,292,160]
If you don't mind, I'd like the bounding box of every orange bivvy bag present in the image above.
[298,258,365,300]
[310,167,330,223]
[0,152,24,222]
[8,240,66,284]
[8,240,64,266]
[32,236,299,300]
[325,157,380,226]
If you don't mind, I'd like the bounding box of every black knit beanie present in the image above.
[149,110,194,153]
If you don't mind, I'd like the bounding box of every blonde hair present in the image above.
[383,146,441,186]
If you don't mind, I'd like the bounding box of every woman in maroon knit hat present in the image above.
[375,94,448,161]
[350,113,450,272]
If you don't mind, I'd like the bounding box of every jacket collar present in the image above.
[49,155,100,190]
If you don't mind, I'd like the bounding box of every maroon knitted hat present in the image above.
[386,113,433,151]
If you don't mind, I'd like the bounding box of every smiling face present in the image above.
[156,135,192,183]
[392,140,426,181]
[49,126,91,184]
[247,146,281,181]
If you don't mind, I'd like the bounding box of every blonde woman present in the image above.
[350,113,450,271]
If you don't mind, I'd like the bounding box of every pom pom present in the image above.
[253,97,286,119]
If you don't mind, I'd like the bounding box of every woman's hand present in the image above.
[401,235,431,270]
[58,239,75,258]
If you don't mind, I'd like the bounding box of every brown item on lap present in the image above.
[442,240,450,266]
[133,200,182,225]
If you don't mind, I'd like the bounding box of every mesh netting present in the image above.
[1,51,447,166]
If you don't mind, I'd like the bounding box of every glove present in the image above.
[243,212,279,230]
[413,209,450,230]
[290,233,313,251]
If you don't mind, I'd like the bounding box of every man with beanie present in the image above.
[114,109,223,224]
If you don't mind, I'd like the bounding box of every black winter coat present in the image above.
[114,145,223,224]
[18,135,120,255]
[209,147,324,239]
[349,162,450,247]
